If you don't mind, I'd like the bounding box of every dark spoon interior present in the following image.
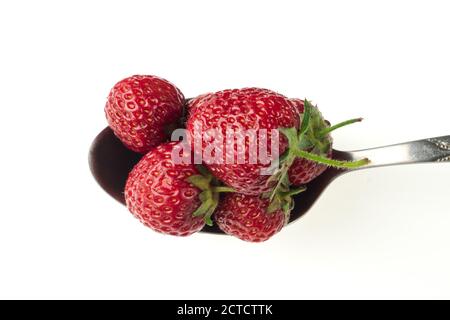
[89,127,350,234]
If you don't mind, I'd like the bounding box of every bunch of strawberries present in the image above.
[104,75,367,242]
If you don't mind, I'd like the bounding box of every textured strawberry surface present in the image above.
[186,88,299,195]
[290,98,305,114]
[186,93,213,115]
[125,142,205,236]
[215,193,286,242]
[105,75,184,153]
[288,150,332,185]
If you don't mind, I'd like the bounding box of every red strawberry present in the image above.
[215,193,288,242]
[125,142,204,235]
[288,99,332,185]
[186,93,213,115]
[105,75,185,154]
[288,153,331,185]
[125,141,232,236]
[186,88,300,195]
[290,98,305,114]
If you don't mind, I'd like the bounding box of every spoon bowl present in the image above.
[89,127,450,234]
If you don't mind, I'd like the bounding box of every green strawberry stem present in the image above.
[192,198,214,217]
[319,118,363,137]
[212,186,236,193]
[279,113,369,170]
[298,99,313,137]
[291,149,370,169]
[279,186,307,198]
[268,157,294,202]
[187,175,212,191]
[187,166,235,226]
[266,154,304,215]
[267,100,370,213]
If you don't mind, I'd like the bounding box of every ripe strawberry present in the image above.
[105,75,185,154]
[125,142,203,235]
[186,88,300,195]
[288,99,332,185]
[288,153,331,185]
[281,98,368,186]
[125,141,232,236]
[214,193,288,242]
[262,98,368,208]
[186,93,213,116]
[290,98,306,114]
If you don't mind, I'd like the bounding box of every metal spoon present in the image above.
[89,127,450,234]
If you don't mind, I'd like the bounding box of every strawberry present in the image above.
[266,98,368,208]
[214,193,288,242]
[125,141,233,236]
[281,98,368,186]
[125,142,203,235]
[186,92,213,115]
[186,88,300,195]
[105,75,185,154]
[288,154,331,185]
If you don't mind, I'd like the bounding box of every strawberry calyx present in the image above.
[281,99,370,171]
[262,156,306,220]
[265,186,306,223]
[187,165,234,226]
[265,99,370,212]
[297,99,363,157]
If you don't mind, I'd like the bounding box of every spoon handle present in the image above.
[345,135,450,169]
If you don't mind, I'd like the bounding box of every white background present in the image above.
[0,0,449,299]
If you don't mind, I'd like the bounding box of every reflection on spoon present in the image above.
[89,127,450,234]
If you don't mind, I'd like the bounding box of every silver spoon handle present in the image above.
[347,135,450,169]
